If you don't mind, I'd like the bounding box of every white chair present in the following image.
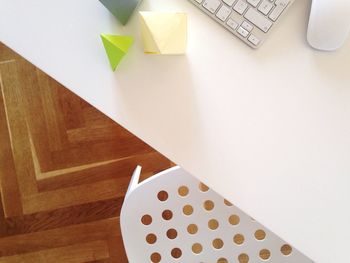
[120,166,313,263]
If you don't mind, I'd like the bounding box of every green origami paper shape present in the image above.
[99,0,141,25]
[100,34,133,71]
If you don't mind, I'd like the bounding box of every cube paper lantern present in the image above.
[139,11,187,55]
[99,0,141,25]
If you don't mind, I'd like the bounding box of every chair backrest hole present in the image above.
[281,244,292,256]
[208,219,219,230]
[178,185,189,197]
[233,233,244,245]
[162,210,173,220]
[217,258,228,263]
[146,233,157,244]
[150,252,161,263]
[157,190,168,202]
[212,238,224,249]
[254,229,266,240]
[171,248,182,259]
[141,214,152,225]
[192,243,203,254]
[199,182,209,192]
[238,253,249,263]
[183,204,193,216]
[224,199,233,206]
[166,228,178,239]
[187,224,198,234]
[203,200,214,211]
[228,214,240,225]
[259,249,271,260]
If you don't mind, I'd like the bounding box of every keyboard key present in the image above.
[216,5,232,21]
[248,34,260,45]
[203,0,221,13]
[275,0,290,7]
[223,0,236,6]
[258,0,274,15]
[227,18,239,30]
[237,26,249,37]
[233,0,248,15]
[247,0,261,7]
[269,2,287,21]
[244,7,273,32]
[241,21,253,31]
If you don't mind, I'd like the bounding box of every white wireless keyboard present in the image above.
[188,0,294,48]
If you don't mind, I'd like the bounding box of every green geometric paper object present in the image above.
[100,34,133,71]
[99,0,141,25]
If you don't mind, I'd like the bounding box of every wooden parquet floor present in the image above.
[0,42,173,262]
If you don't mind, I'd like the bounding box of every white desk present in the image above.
[1,0,350,261]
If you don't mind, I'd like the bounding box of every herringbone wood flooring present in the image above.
[0,42,173,262]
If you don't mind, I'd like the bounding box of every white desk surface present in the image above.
[1,0,350,262]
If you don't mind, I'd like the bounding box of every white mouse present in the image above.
[307,0,350,51]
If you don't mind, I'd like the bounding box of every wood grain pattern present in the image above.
[0,42,173,262]
[0,240,110,263]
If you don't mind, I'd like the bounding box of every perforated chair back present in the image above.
[120,166,313,263]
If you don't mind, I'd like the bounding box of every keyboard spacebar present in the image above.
[244,8,273,33]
